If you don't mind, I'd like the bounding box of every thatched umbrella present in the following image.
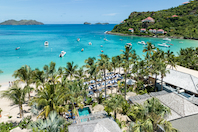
[93,104,104,113]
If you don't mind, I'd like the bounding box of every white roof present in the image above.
[151,69,198,94]
[68,118,122,132]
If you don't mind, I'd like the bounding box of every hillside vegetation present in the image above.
[112,0,198,39]
[0,19,44,25]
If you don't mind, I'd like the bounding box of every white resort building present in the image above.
[128,28,134,33]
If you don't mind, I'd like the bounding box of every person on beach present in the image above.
[9,81,11,87]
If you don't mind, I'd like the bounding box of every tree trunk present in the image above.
[114,110,117,120]
[125,72,127,100]
[19,104,23,118]
[155,74,157,92]
[161,76,163,91]
[28,92,30,101]
[104,69,107,100]
[95,77,98,98]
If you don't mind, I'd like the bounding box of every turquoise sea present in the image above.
[0,24,198,84]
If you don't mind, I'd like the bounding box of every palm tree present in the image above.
[116,55,122,74]
[165,50,177,69]
[159,62,170,91]
[1,81,27,118]
[97,54,111,100]
[31,84,69,118]
[65,61,78,80]
[74,66,86,80]
[84,57,96,68]
[128,97,177,132]
[103,95,124,120]
[143,42,155,58]
[33,68,46,89]
[111,56,118,74]
[12,65,33,100]
[28,111,71,132]
[88,64,99,90]
[121,45,138,99]
[44,61,57,84]
[66,81,84,118]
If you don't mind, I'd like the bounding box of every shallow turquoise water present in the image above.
[0,24,198,84]
[78,107,91,117]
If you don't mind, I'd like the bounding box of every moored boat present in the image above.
[158,43,170,48]
[126,43,132,46]
[138,41,147,45]
[15,47,20,50]
[88,42,92,45]
[59,51,66,57]
[104,38,108,41]
[81,48,84,52]
[163,38,171,41]
[77,38,80,42]
[44,41,49,46]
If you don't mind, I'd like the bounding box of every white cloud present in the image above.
[102,13,117,16]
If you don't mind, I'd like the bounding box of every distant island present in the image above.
[0,19,44,25]
[83,22,109,25]
[84,22,91,25]
[111,1,198,39]
[95,22,109,25]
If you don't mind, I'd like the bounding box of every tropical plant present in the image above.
[65,61,78,80]
[84,57,96,68]
[1,81,27,118]
[128,97,177,132]
[30,84,69,118]
[88,64,99,90]
[74,66,86,80]
[121,45,138,99]
[97,54,111,99]
[116,55,123,74]
[103,94,124,120]
[12,65,33,100]
[28,111,71,132]
[0,122,16,132]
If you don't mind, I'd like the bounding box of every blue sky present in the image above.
[0,0,188,24]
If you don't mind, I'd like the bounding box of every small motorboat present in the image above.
[101,50,104,53]
[119,39,123,41]
[44,41,49,46]
[126,43,132,46]
[158,43,170,48]
[88,42,92,45]
[81,48,84,52]
[104,38,108,41]
[179,41,183,43]
[138,41,147,45]
[77,38,80,42]
[15,47,20,50]
[101,45,103,47]
[59,51,66,57]
[104,31,108,34]
[163,38,171,41]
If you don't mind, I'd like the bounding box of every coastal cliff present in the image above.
[112,0,198,39]
[0,19,44,25]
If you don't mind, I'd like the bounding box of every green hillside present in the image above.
[112,0,198,39]
[0,19,44,25]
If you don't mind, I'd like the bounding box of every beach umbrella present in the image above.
[88,86,93,89]
[93,104,104,112]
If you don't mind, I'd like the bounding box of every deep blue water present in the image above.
[0,24,198,83]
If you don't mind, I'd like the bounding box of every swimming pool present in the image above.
[78,107,91,117]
